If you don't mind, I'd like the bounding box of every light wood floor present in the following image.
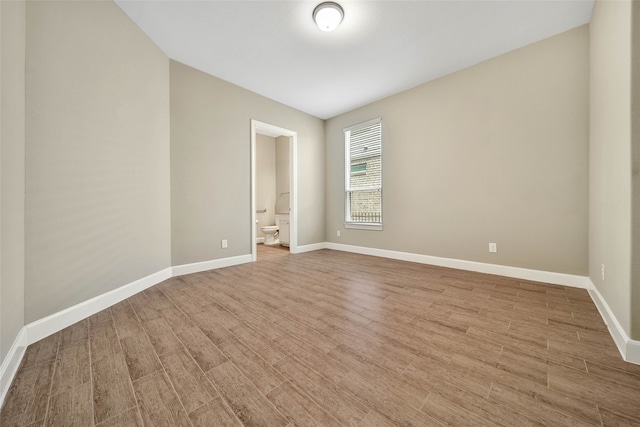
[2,245,640,426]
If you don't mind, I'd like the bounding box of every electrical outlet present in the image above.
[489,243,497,253]
[221,239,228,249]
[601,264,605,281]
[337,230,341,237]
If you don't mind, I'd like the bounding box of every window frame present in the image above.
[343,117,383,231]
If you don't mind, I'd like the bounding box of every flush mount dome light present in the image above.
[313,2,344,32]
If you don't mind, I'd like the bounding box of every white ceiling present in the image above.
[115,0,594,120]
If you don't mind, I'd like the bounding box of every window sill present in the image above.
[344,223,383,231]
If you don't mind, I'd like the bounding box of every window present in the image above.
[344,118,382,230]
[350,163,366,175]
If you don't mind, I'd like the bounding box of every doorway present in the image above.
[250,119,298,261]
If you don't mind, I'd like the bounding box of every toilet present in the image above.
[260,215,280,246]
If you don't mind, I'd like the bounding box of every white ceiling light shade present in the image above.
[313,2,344,32]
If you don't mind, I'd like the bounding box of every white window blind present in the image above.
[344,118,382,230]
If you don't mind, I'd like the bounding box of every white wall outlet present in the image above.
[489,243,497,253]
[221,239,228,249]
[337,230,341,237]
[601,264,605,280]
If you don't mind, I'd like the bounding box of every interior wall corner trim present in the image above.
[0,327,28,409]
[589,282,640,365]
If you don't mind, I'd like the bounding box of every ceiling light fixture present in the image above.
[313,2,344,32]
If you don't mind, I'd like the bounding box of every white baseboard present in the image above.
[324,242,640,365]
[25,254,252,345]
[3,268,171,406]
[26,268,173,344]
[2,246,638,409]
[256,237,265,244]
[171,254,252,277]
[1,253,255,406]
[325,242,592,289]
[295,242,327,253]
[588,282,640,365]
[0,327,28,408]
[627,341,640,364]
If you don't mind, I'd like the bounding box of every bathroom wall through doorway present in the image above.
[250,120,298,261]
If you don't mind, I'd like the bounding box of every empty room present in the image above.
[1,0,639,425]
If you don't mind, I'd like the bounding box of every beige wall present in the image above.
[25,1,171,322]
[1,0,26,363]
[256,134,276,237]
[326,26,589,275]
[589,0,634,338]
[276,136,290,214]
[170,60,325,265]
[632,0,640,340]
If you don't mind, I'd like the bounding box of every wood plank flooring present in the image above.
[3,245,640,426]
